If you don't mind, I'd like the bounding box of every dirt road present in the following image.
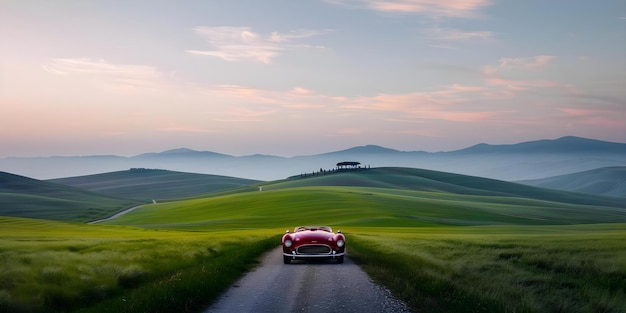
[204,246,410,313]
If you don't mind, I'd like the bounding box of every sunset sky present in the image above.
[1,0,625,158]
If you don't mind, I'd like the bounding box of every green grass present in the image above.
[0,217,278,313]
[347,225,626,313]
[102,186,626,229]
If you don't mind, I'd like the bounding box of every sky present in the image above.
[1,0,625,158]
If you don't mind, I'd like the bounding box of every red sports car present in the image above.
[282,226,346,264]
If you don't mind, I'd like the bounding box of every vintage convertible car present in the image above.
[282,226,346,264]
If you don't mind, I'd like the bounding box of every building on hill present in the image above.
[336,161,361,169]
[298,161,369,178]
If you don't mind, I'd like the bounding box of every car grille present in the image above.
[296,245,331,255]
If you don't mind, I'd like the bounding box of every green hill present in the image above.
[48,168,261,201]
[269,167,626,208]
[517,166,626,197]
[0,172,140,222]
[101,167,626,229]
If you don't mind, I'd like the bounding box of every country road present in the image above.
[204,246,410,313]
[87,203,146,224]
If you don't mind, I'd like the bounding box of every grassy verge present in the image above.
[0,217,279,313]
[347,225,626,313]
[77,237,278,313]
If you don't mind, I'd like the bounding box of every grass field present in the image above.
[347,225,626,313]
[0,217,278,313]
[2,167,625,312]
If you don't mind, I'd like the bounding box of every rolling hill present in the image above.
[101,167,626,229]
[48,168,261,201]
[268,167,626,208]
[0,171,140,222]
[517,166,626,197]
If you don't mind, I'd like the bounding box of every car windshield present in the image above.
[294,226,332,233]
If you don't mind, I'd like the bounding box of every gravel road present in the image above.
[204,246,410,313]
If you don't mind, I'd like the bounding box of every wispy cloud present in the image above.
[480,56,583,97]
[159,125,214,133]
[212,107,280,123]
[190,81,495,124]
[498,55,557,69]
[423,27,494,41]
[187,26,331,64]
[42,58,165,91]
[325,0,492,18]
[269,29,330,43]
[341,84,495,122]
[559,107,626,130]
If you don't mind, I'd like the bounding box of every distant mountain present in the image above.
[452,136,626,154]
[135,148,231,158]
[318,145,409,156]
[0,171,140,222]
[49,169,260,201]
[1,136,625,181]
[517,167,626,198]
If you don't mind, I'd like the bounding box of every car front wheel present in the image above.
[336,256,344,264]
[283,255,291,264]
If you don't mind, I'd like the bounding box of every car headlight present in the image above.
[337,239,345,247]
[284,239,293,248]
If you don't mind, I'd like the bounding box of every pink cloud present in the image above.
[187,26,330,63]
[559,108,626,130]
[192,82,496,124]
[337,128,364,135]
[269,29,332,43]
[328,0,492,18]
[559,108,596,116]
[42,58,165,92]
[292,87,314,95]
[160,125,214,133]
[481,56,584,95]
[345,89,494,122]
[433,84,486,95]
[212,107,280,123]
[485,76,582,95]
[422,27,494,41]
[498,55,557,69]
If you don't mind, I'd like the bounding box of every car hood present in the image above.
[293,230,334,242]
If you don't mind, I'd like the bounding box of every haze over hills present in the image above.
[517,167,626,198]
[2,165,626,225]
[1,169,260,222]
[0,171,140,222]
[48,169,260,201]
[1,136,625,181]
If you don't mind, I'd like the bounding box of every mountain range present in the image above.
[1,136,625,181]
